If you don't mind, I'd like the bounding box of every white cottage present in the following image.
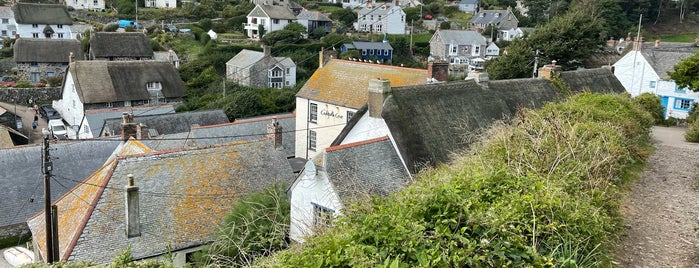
[12,3,74,39]
[245,4,297,39]
[355,2,406,35]
[0,7,17,39]
[65,0,105,11]
[612,42,699,119]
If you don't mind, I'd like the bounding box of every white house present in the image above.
[355,2,406,35]
[294,57,432,159]
[226,46,296,89]
[485,42,499,59]
[612,42,699,119]
[65,0,105,11]
[144,0,177,8]
[12,3,74,39]
[245,4,297,39]
[0,7,17,39]
[497,27,524,41]
[52,61,186,139]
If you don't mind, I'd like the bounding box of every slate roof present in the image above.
[0,140,122,229]
[460,0,477,4]
[358,3,401,16]
[343,41,393,51]
[66,61,186,104]
[323,136,411,204]
[226,49,266,68]
[153,51,179,62]
[296,59,427,108]
[14,39,84,63]
[12,3,72,25]
[637,43,698,79]
[28,138,293,263]
[258,4,297,20]
[469,9,515,25]
[296,10,331,21]
[433,30,487,45]
[190,113,295,158]
[89,32,153,59]
[379,68,625,174]
[100,110,229,137]
[85,105,176,137]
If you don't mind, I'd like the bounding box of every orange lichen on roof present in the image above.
[117,137,153,157]
[297,59,428,108]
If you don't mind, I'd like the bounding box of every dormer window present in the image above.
[147,82,161,89]
[57,24,63,29]
[495,13,500,18]
[32,24,38,28]
[480,13,485,17]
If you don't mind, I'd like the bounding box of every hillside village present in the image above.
[0,0,698,266]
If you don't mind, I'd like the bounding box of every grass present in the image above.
[318,5,343,13]
[448,12,473,29]
[169,38,205,61]
[660,33,697,42]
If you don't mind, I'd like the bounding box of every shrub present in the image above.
[15,81,33,88]
[685,119,699,142]
[103,23,119,32]
[686,104,698,124]
[634,92,665,125]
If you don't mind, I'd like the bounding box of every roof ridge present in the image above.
[191,114,293,129]
[332,59,427,72]
[326,136,389,152]
[118,138,266,159]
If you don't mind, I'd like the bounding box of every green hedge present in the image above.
[265,93,653,267]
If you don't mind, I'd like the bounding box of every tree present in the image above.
[570,0,631,38]
[321,33,353,49]
[261,23,306,45]
[668,50,699,92]
[485,39,534,80]
[330,8,357,27]
[527,11,604,69]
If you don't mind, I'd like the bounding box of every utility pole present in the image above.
[532,50,539,78]
[222,78,226,98]
[409,19,414,57]
[42,136,54,264]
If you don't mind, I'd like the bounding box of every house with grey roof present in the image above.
[13,38,84,83]
[296,10,332,35]
[355,2,406,34]
[244,4,297,39]
[340,41,393,61]
[12,3,73,39]
[429,29,488,71]
[100,109,229,138]
[153,50,180,69]
[289,67,627,242]
[225,47,296,89]
[613,42,699,119]
[52,61,186,139]
[27,130,293,265]
[459,0,478,13]
[0,139,122,241]
[469,7,518,33]
[88,32,154,61]
[0,6,17,39]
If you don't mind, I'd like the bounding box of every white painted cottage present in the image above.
[355,1,406,35]
[245,4,297,39]
[12,3,74,39]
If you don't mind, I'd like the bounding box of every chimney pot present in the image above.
[427,61,449,82]
[266,118,283,148]
[127,174,134,186]
[125,174,140,238]
[121,112,138,141]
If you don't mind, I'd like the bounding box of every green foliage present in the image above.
[668,50,699,92]
[321,33,352,49]
[197,184,290,267]
[116,0,135,16]
[634,92,665,125]
[439,21,451,30]
[103,23,119,32]
[685,119,699,142]
[687,104,698,124]
[527,11,604,69]
[265,93,652,267]
[46,76,64,87]
[486,39,533,80]
[329,8,357,27]
[15,81,33,88]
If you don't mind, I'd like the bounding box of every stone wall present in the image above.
[0,87,62,105]
[16,63,69,83]
[0,222,29,241]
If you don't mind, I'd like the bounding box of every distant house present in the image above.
[225,47,296,89]
[27,132,293,264]
[429,29,487,71]
[153,50,180,68]
[52,61,186,139]
[497,27,524,41]
[340,41,393,61]
[469,7,518,33]
[88,32,154,60]
[296,10,332,35]
[0,7,17,39]
[245,4,297,39]
[99,110,230,137]
[289,67,627,242]
[459,0,478,13]
[145,0,177,8]
[355,2,406,34]
[13,38,84,83]
[485,42,499,58]
[12,3,73,39]
[295,58,434,159]
[612,42,699,119]
[65,0,105,11]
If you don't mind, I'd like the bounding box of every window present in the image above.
[32,33,39,38]
[124,100,131,107]
[57,24,63,29]
[1,18,7,24]
[30,72,40,83]
[450,45,457,54]
[270,68,283,77]
[649,81,656,88]
[347,111,355,123]
[309,130,317,151]
[362,50,367,55]
[270,82,282,88]
[32,24,38,28]
[45,71,55,77]
[57,33,63,38]
[1,30,6,36]
[384,50,389,56]
[93,0,98,5]
[309,103,318,123]
[273,19,279,24]
[285,81,290,86]
[375,24,382,32]
[312,203,334,226]
[105,102,113,107]
[286,67,290,74]
[675,84,687,93]
[147,82,161,89]
[474,46,480,54]
[260,19,266,25]
[30,62,38,66]
[674,98,693,110]
[369,49,374,55]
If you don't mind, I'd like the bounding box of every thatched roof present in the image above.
[67,61,186,104]
[89,32,154,59]
[12,3,72,25]
[14,38,84,63]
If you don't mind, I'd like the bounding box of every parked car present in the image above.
[178,28,192,33]
[48,119,68,139]
[164,24,178,32]
[424,14,433,20]
[39,104,62,121]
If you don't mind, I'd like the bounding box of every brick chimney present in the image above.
[427,61,449,82]
[121,112,138,141]
[125,174,140,238]
[136,123,149,139]
[368,78,391,118]
[267,118,283,148]
[262,45,271,56]
[538,60,562,80]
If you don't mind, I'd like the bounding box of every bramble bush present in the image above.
[263,93,653,267]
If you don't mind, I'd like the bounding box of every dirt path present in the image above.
[615,126,699,267]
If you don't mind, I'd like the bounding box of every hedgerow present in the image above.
[263,93,653,267]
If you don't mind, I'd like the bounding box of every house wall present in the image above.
[613,51,660,97]
[340,112,391,144]
[459,3,477,13]
[289,165,343,243]
[52,74,89,138]
[0,11,17,38]
[249,61,270,88]
[385,8,405,34]
[144,0,177,8]
[429,34,448,60]
[285,65,296,87]
[295,98,356,159]
[656,80,699,119]
[227,64,253,87]
[16,24,73,39]
[65,0,106,11]
[16,62,68,83]
[341,0,364,8]
[355,7,405,34]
